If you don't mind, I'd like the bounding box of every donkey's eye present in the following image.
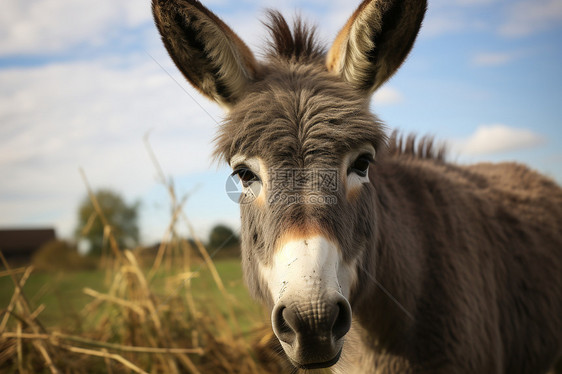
[349,154,373,177]
[232,167,260,187]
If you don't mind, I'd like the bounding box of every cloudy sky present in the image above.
[1,0,561,245]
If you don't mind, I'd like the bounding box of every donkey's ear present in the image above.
[326,0,427,95]
[152,0,258,108]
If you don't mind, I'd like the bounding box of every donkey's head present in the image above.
[153,0,426,368]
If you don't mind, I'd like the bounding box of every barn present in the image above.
[0,228,56,265]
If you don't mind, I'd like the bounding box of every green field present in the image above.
[0,258,266,333]
[0,251,291,373]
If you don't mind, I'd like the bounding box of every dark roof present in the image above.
[0,228,57,257]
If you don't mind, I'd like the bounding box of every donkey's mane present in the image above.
[386,131,447,161]
[263,11,326,62]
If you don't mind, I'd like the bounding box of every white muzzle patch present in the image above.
[261,235,354,303]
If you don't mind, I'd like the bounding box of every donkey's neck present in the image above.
[352,157,442,354]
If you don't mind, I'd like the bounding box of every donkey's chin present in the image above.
[280,338,345,369]
[280,335,344,370]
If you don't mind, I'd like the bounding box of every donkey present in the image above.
[152,0,562,372]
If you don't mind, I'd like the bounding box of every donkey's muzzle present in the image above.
[271,291,352,369]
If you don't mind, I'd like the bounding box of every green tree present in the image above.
[75,189,140,256]
[207,224,238,250]
[32,240,96,271]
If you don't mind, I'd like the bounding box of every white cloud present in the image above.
[0,0,152,55]
[500,0,562,37]
[373,86,403,106]
[456,124,546,155]
[471,52,516,67]
[0,55,223,239]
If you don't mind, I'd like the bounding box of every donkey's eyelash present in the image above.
[230,164,249,175]
[231,167,260,186]
[357,153,374,163]
[349,153,374,168]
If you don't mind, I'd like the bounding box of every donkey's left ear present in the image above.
[152,0,258,108]
[327,0,427,95]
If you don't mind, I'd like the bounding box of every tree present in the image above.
[75,189,140,256]
[207,224,238,250]
[32,239,96,271]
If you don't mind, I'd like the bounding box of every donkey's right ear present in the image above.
[152,0,258,109]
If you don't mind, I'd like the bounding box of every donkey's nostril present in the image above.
[272,304,297,344]
[272,294,352,348]
[332,300,352,340]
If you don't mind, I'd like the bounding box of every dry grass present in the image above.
[0,140,294,374]
[0,244,286,373]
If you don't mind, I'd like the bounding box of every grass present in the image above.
[0,247,288,373]
[183,258,267,333]
[0,269,108,328]
[0,258,265,334]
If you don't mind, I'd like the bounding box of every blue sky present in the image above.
[0,0,561,245]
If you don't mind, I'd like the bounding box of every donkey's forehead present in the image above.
[215,63,385,164]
